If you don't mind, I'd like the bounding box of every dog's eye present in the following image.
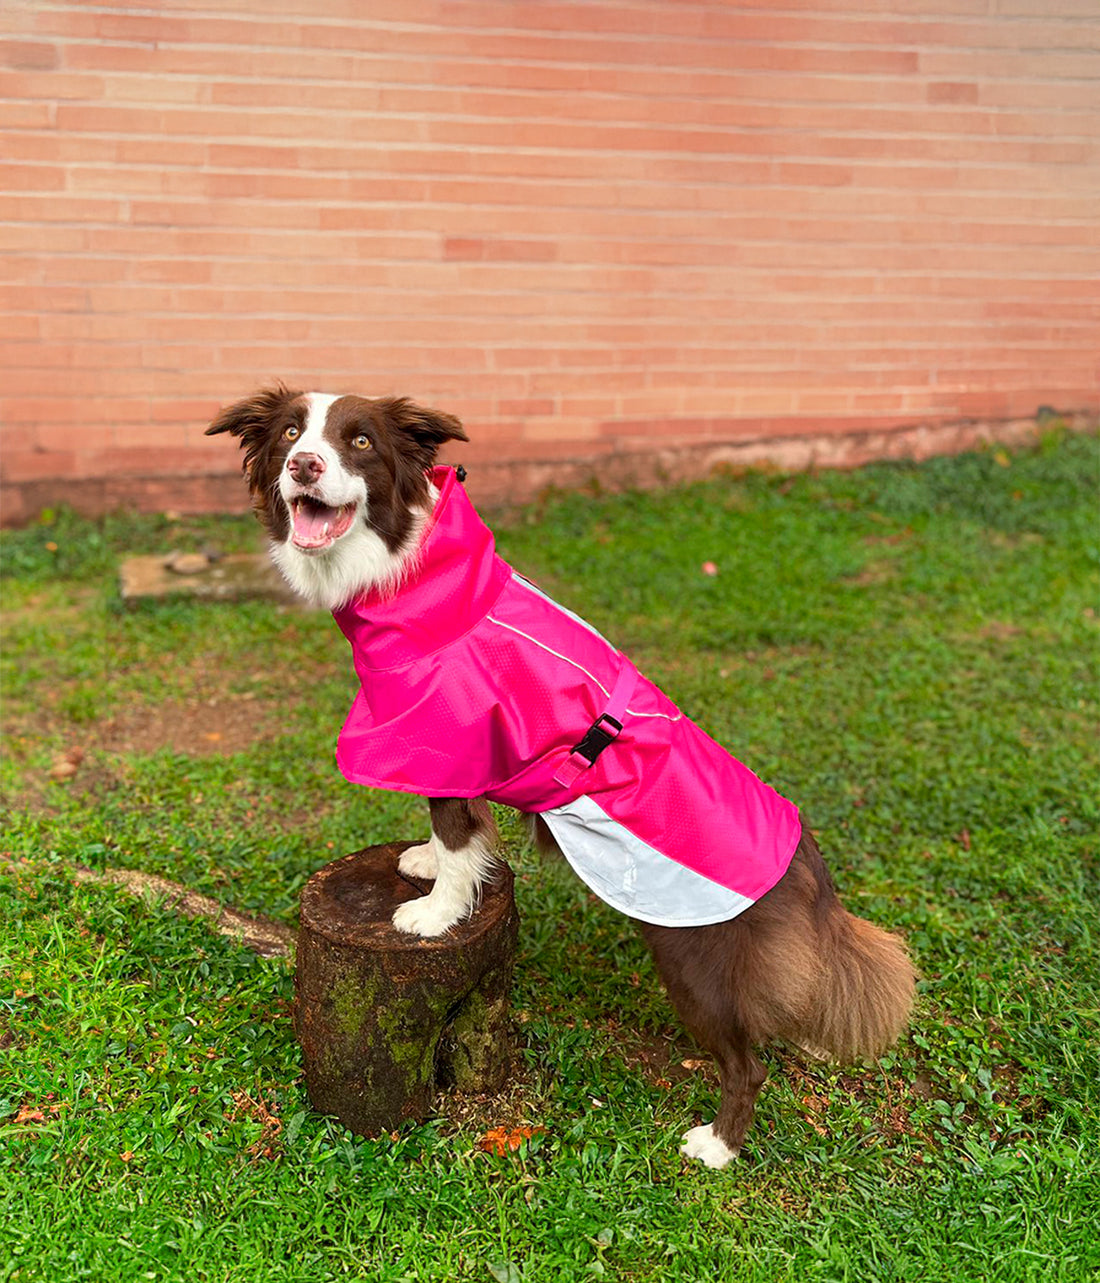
[353,434,371,450]
[284,425,300,442]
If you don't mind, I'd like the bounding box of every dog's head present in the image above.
[206,386,468,608]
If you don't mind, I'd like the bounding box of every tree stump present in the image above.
[294,842,519,1138]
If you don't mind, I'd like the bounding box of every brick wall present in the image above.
[2,0,1097,523]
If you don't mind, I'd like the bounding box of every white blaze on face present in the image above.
[278,393,342,504]
[295,392,341,465]
[279,393,366,552]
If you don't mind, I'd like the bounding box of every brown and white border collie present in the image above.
[207,386,915,1169]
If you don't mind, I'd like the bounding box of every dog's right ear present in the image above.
[206,384,303,481]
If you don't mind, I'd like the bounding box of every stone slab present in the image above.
[119,552,303,605]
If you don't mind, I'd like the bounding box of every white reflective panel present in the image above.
[541,792,754,927]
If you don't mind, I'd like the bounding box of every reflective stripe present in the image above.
[486,613,611,697]
[504,575,681,723]
[510,573,611,644]
[541,793,756,928]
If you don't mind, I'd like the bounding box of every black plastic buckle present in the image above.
[569,713,623,766]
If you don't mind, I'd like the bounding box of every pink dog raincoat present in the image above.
[333,466,801,927]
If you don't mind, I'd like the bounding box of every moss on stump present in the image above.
[294,842,519,1137]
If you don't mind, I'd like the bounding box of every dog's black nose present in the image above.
[288,452,325,483]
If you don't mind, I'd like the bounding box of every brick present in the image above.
[0,101,54,128]
[0,316,39,340]
[2,449,79,483]
[33,423,113,452]
[442,237,557,263]
[927,81,980,105]
[497,398,558,418]
[0,40,58,70]
[0,70,102,99]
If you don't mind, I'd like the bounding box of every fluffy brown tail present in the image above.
[795,906,915,1062]
[756,831,916,1063]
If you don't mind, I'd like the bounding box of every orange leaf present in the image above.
[477,1125,546,1156]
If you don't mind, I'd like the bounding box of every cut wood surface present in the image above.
[294,843,519,1138]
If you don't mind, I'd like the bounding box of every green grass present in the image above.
[2,430,1098,1282]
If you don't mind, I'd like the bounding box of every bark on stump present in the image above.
[294,842,519,1138]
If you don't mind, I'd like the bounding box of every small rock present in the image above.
[165,552,211,575]
[48,746,85,782]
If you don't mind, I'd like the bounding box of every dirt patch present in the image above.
[575,1015,706,1089]
[2,689,288,815]
[3,684,286,766]
[784,1058,936,1144]
[969,620,1025,641]
[863,528,915,548]
[843,559,897,587]
[95,693,280,758]
[611,1029,708,1089]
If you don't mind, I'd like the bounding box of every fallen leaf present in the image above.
[477,1125,546,1156]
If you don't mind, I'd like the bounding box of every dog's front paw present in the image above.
[398,841,438,880]
[680,1123,738,1170]
[391,897,459,938]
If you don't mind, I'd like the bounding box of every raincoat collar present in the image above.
[331,466,511,673]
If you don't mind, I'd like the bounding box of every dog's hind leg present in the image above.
[392,797,497,937]
[680,1033,767,1168]
[641,921,767,1169]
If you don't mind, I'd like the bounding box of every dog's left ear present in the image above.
[375,396,469,469]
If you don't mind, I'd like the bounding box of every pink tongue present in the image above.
[294,503,334,541]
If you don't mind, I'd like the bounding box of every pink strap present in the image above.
[553,657,637,791]
[603,655,637,726]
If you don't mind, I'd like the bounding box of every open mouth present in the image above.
[289,495,358,551]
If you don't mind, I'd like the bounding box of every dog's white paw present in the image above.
[391,897,459,938]
[398,841,438,880]
[681,1123,738,1170]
